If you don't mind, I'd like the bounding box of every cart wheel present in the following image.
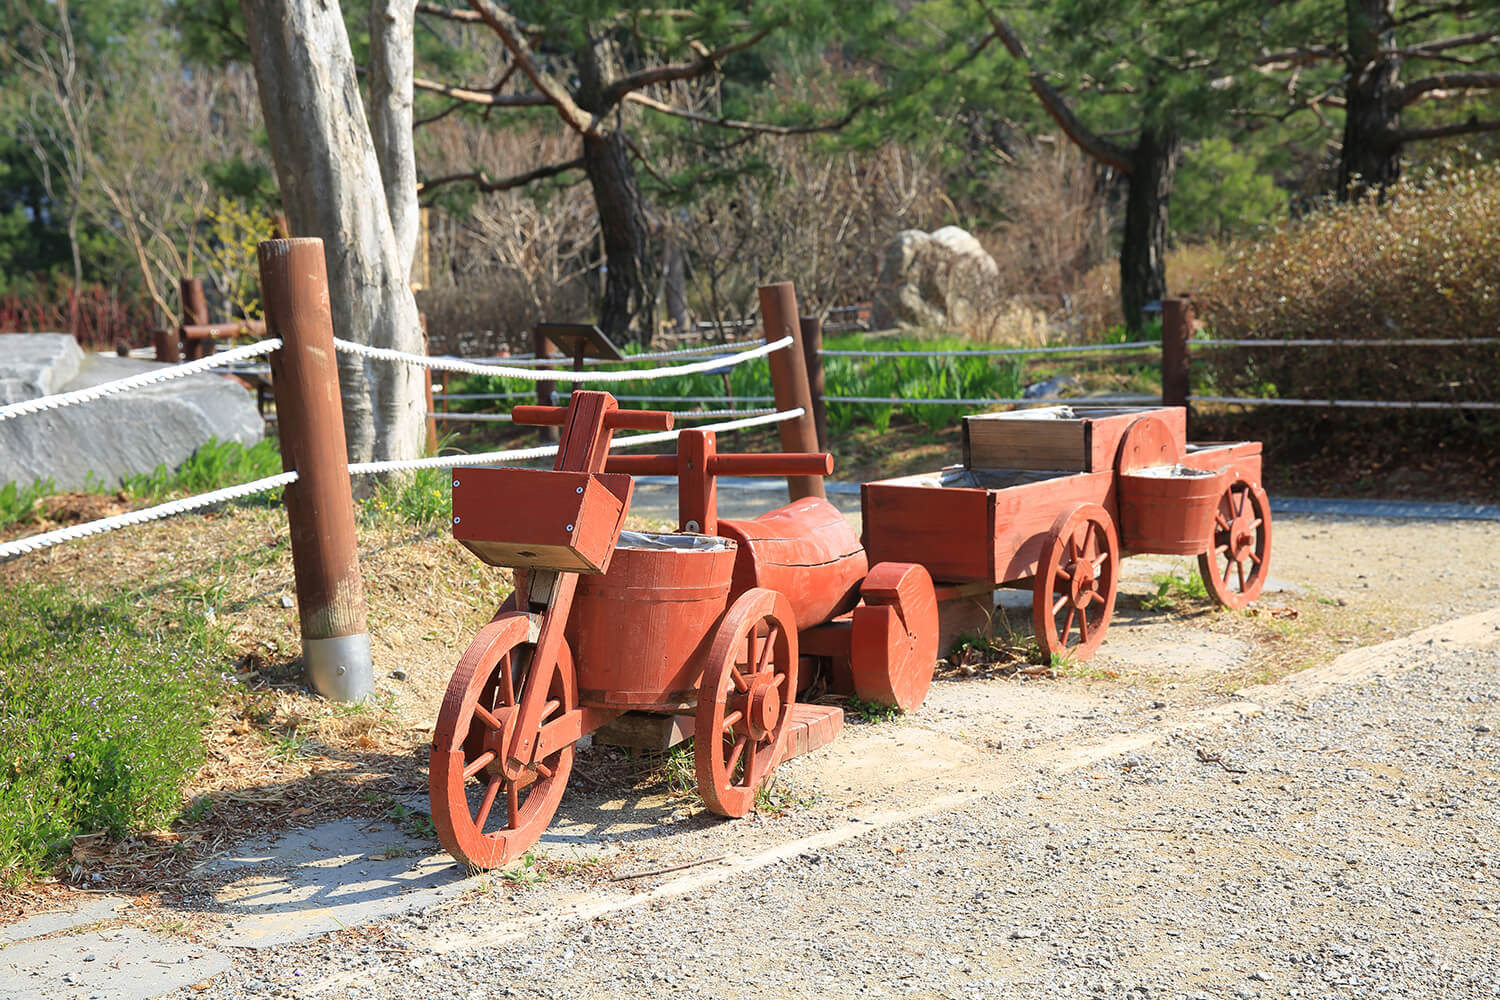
[850,562,939,711]
[1033,503,1119,662]
[696,588,798,818]
[1197,478,1272,610]
[430,614,577,869]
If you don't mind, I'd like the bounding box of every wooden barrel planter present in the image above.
[568,532,738,710]
[1118,465,1227,555]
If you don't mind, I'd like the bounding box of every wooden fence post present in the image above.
[759,282,826,501]
[180,277,211,361]
[259,237,373,702]
[1161,298,1192,430]
[419,315,437,454]
[799,315,828,452]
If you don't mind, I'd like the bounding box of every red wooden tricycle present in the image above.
[431,391,938,868]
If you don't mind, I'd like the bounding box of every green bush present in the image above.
[0,585,225,886]
[1195,165,1500,463]
[0,477,55,528]
[1197,165,1499,404]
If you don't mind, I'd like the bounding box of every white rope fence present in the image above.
[821,341,1160,359]
[0,472,298,559]
[431,407,776,424]
[0,408,804,560]
[332,336,790,382]
[0,339,283,423]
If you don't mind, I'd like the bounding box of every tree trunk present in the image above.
[1338,0,1401,200]
[577,41,655,344]
[241,0,425,464]
[1119,127,1180,332]
[370,0,419,280]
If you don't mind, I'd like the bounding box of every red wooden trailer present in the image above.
[861,405,1272,661]
[431,390,938,869]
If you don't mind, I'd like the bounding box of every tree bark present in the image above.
[1338,0,1402,200]
[577,39,655,344]
[370,0,419,280]
[241,0,425,464]
[1119,127,1180,333]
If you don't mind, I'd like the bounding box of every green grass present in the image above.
[360,464,453,531]
[449,331,1026,436]
[0,477,55,528]
[123,437,284,502]
[0,584,228,887]
[843,696,903,724]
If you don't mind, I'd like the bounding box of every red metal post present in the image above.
[1161,297,1192,411]
[800,315,828,452]
[759,282,826,501]
[258,237,373,702]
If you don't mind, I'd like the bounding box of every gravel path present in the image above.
[150,608,1500,1000]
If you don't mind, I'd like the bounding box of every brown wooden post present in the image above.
[1161,297,1192,415]
[799,315,828,452]
[258,237,373,702]
[180,277,211,361]
[759,282,826,501]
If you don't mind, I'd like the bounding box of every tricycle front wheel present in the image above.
[430,614,577,869]
[696,588,799,817]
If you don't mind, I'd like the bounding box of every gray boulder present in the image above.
[0,333,83,404]
[871,226,1001,334]
[0,336,264,490]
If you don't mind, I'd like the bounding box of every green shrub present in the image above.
[361,465,453,531]
[1195,165,1500,462]
[0,585,226,886]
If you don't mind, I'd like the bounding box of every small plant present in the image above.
[360,465,453,530]
[123,438,284,503]
[844,696,902,724]
[637,744,698,798]
[0,477,55,528]
[500,849,546,885]
[1141,571,1209,612]
[754,774,816,817]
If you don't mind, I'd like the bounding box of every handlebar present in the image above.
[512,405,674,432]
[605,452,833,477]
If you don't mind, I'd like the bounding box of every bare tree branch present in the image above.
[977,2,1132,173]
[1392,116,1500,143]
[622,91,869,135]
[601,24,775,104]
[1400,71,1500,105]
[418,157,586,195]
[416,2,482,23]
[414,76,549,106]
[466,0,599,135]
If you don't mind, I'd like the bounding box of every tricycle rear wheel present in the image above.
[430,615,577,869]
[696,588,798,817]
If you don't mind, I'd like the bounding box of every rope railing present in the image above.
[449,339,768,367]
[431,407,776,424]
[332,336,791,382]
[1190,395,1500,411]
[820,340,1160,359]
[0,408,806,560]
[0,339,284,423]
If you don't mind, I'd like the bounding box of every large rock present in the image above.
[0,336,264,490]
[872,226,1001,334]
[0,333,84,404]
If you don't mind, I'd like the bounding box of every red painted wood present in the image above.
[1118,466,1227,555]
[1032,503,1120,661]
[772,703,844,767]
[568,539,738,710]
[719,497,868,630]
[678,430,716,535]
[1115,413,1185,473]
[452,468,630,573]
[849,562,939,711]
[861,480,994,583]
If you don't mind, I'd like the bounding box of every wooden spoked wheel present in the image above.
[430,614,577,869]
[1198,479,1273,610]
[695,588,798,818]
[1032,503,1120,662]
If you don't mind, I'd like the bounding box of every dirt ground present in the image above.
[1,496,1497,915]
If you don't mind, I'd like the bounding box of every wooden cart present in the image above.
[861,405,1273,660]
